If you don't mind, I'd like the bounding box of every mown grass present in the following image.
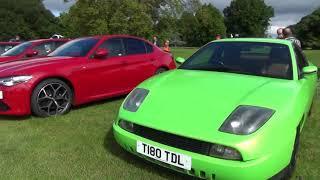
[0,49,319,179]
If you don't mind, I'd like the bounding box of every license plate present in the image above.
[0,91,3,99]
[136,141,192,170]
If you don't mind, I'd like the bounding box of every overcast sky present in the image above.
[43,0,320,36]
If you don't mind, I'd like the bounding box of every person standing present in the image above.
[215,34,221,40]
[163,40,171,53]
[277,28,284,39]
[283,28,301,48]
[153,36,159,47]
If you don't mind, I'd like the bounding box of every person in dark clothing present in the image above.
[283,28,301,48]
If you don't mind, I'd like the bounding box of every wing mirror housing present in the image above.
[26,49,39,57]
[94,48,109,59]
[302,65,318,75]
[175,57,186,64]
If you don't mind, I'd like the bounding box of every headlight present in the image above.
[119,120,135,133]
[219,106,275,135]
[123,88,149,112]
[209,144,242,160]
[0,76,33,87]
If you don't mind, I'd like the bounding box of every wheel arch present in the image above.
[30,76,76,104]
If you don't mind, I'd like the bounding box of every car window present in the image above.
[145,42,153,53]
[97,38,125,57]
[48,38,99,57]
[0,45,15,54]
[54,41,67,49]
[33,42,56,56]
[2,42,32,56]
[180,42,293,80]
[124,38,146,55]
[294,45,308,78]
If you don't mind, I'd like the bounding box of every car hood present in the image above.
[122,69,299,142]
[0,56,75,76]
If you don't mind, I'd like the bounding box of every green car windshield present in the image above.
[179,42,293,80]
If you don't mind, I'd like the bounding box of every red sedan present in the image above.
[0,35,176,117]
[0,42,20,54]
[0,39,69,63]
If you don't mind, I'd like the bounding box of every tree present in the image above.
[195,4,226,44]
[290,8,320,49]
[60,0,155,39]
[0,0,62,41]
[223,0,274,37]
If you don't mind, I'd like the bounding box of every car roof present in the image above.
[0,42,20,45]
[29,39,69,43]
[83,35,152,43]
[213,38,293,46]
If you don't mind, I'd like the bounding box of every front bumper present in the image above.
[113,123,288,180]
[0,84,32,116]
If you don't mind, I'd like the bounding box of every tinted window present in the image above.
[180,42,293,80]
[0,45,15,54]
[2,42,32,56]
[124,38,146,55]
[49,38,99,57]
[98,38,124,57]
[294,45,308,78]
[54,41,67,49]
[145,42,153,53]
[33,42,56,56]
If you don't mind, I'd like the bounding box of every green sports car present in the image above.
[113,38,318,179]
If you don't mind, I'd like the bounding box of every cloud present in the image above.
[43,0,76,16]
[204,0,320,35]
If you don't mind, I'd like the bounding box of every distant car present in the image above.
[0,39,69,63]
[0,42,20,55]
[113,39,318,179]
[0,35,176,117]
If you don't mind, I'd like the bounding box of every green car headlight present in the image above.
[123,88,149,112]
[119,120,135,133]
[219,106,275,135]
[209,144,242,161]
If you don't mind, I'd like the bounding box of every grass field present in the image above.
[0,49,319,179]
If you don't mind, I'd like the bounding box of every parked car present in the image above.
[0,39,69,63]
[0,42,20,54]
[0,35,176,117]
[113,38,318,179]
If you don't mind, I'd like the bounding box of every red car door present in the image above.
[81,38,129,99]
[122,38,155,90]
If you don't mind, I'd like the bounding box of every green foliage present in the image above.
[0,0,62,41]
[291,8,320,49]
[223,0,274,37]
[179,3,226,46]
[61,0,154,39]
[195,4,226,45]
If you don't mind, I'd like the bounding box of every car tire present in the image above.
[31,79,73,117]
[272,127,300,180]
[155,67,168,75]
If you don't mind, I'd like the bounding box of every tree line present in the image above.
[0,0,318,48]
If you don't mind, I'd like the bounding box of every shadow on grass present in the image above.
[104,128,197,180]
[72,95,126,110]
[0,95,126,121]
[0,115,31,121]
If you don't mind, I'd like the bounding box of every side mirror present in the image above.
[302,65,318,75]
[94,48,109,59]
[26,49,39,57]
[175,57,186,64]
